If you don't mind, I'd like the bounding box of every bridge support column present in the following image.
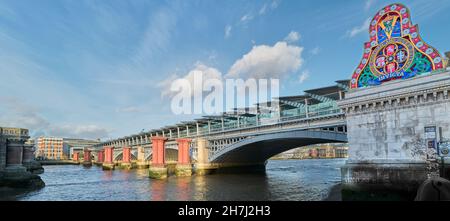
[96,150,104,166]
[102,146,115,170]
[22,144,43,174]
[120,147,132,170]
[4,141,27,174]
[194,138,217,175]
[73,152,80,163]
[82,149,92,166]
[149,137,168,179]
[175,138,192,177]
[3,140,44,188]
[136,146,148,169]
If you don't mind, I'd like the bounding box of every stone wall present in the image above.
[340,71,450,163]
[338,71,450,198]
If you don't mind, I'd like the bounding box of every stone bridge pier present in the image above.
[22,143,44,174]
[136,146,148,169]
[0,127,44,189]
[194,138,218,175]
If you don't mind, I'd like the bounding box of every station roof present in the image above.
[335,79,350,85]
[304,85,341,96]
[97,80,347,146]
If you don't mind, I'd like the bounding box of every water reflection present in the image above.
[150,180,167,201]
[17,159,345,201]
[193,175,207,201]
[175,177,191,201]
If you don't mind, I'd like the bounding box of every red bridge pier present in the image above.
[72,152,80,163]
[148,137,168,179]
[102,146,115,170]
[95,150,104,166]
[175,138,192,176]
[82,149,92,166]
[120,147,132,169]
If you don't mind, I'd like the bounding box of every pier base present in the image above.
[136,161,149,169]
[102,163,115,170]
[82,161,92,167]
[23,161,44,174]
[194,163,217,175]
[119,163,133,170]
[175,164,192,177]
[149,166,167,179]
[1,166,45,189]
[341,160,428,201]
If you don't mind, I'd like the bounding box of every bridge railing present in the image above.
[95,107,343,148]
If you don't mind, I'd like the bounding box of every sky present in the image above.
[0,0,449,140]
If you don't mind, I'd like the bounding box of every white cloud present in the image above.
[298,70,310,83]
[159,62,222,98]
[0,97,110,140]
[240,14,254,23]
[310,47,321,55]
[225,25,232,38]
[365,0,375,11]
[271,0,280,10]
[48,125,110,140]
[259,0,281,15]
[259,3,268,15]
[284,31,301,43]
[346,17,371,38]
[226,41,303,79]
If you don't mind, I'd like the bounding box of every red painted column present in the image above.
[97,150,104,163]
[151,137,167,167]
[122,147,131,163]
[104,146,114,164]
[176,138,191,165]
[83,150,91,162]
[73,152,79,161]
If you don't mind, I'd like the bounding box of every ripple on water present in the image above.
[17,159,346,201]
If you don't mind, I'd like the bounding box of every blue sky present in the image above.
[0,0,449,140]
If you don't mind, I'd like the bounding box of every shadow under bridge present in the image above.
[209,130,348,166]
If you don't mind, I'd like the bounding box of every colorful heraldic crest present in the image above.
[351,3,445,89]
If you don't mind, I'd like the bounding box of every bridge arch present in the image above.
[209,130,347,164]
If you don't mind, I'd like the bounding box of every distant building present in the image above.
[63,138,100,159]
[35,137,100,160]
[272,143,348,160]
[36,137,65,160]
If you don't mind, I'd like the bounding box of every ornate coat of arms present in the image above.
[350,3,445,89]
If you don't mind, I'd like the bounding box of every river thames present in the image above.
[10,159,345,201]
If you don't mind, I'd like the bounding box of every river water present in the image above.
[15,159,345,201]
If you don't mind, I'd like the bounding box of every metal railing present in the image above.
[95,107,343,148]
